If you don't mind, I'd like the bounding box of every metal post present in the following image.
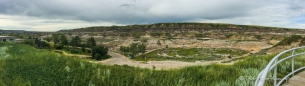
[274,59,277,86]
[292,50,295,76]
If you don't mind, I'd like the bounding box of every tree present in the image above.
[52,34,60,44]
[138,43,146,53]
[86,37,96,48]
[23,39,35,46]
[45,37,51,42]
[92,46,108,60]
[157,40,161,46]
[35,37,50,49]
[130,43,138,54]
[35,38,40,47]
[70,36,81,47]
[60,34,68,46]
[94,53,102,60]
[28,36,32,39]
[120,46,129,54]
[120,43,146,55]
[81,45,85,52]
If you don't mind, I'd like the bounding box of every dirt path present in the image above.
[95,51,235,70]
[57,45,272,70]
[97,45,275,70]
[53,50,91,58]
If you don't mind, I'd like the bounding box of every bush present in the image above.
[22,39,35,46]
[81,46,85,52]
[87,50,91,53]
[70,49,80,54]
[54,44,64,50]
[94,53,102,60]
[92,46,108,60]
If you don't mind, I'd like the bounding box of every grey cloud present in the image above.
[120,4,131,7]
[40,20,80,23]
[0,0,272,24]
[288,0,305,11]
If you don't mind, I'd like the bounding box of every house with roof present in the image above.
[0,36,17,42]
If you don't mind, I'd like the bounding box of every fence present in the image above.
[255,46,305,86]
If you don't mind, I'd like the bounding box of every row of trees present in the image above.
[120,43,146,55]
[50,34,107,60]
[50,34,96,49]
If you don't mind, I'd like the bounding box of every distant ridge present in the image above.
[0,29,50,33]
[57,23,304,35]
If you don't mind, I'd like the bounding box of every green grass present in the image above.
[275,35,303,46]
[62,47,91,55]
[0,42,304,86]
[134,48,248,62]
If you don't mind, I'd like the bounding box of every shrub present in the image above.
[22,39,35,46]
[94,53,102,60]
[225,34,234,38]
[92,46,108,60]
[87,50,91,53]
[54,44,64,50]
[254,35,262,40]
[70,49,80,54]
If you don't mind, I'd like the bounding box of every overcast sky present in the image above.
[0,0,304,31]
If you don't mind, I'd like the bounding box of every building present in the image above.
[0,36,17,42]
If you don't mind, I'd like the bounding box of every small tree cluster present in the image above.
[120,43,146,55]
[92,46,109,60]
[52,34,60,44]
[86,37,96,48]
[35,38,50,49]
[60,34,68,46]
[52,34,69,49]
[70,36,81,47]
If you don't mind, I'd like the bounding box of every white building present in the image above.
[0,36,17,42]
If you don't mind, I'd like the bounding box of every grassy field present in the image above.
[62,47,91,55]
[134,48,248,62]
[0,43,304,86]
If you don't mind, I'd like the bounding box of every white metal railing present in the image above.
[255,46,305,86]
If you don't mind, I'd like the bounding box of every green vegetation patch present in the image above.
[0,43,304,86]
[135,48,248,62]
[62,47,91,55]
[275,35,303,46]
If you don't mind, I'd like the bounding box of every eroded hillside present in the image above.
[56,23,305,54]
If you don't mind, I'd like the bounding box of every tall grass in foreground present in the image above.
[0,43,304,86]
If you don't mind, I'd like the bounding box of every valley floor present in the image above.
[96,52,245,70]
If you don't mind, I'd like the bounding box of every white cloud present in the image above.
[0,15,119,31]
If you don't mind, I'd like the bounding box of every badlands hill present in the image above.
[56,23,305,54]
